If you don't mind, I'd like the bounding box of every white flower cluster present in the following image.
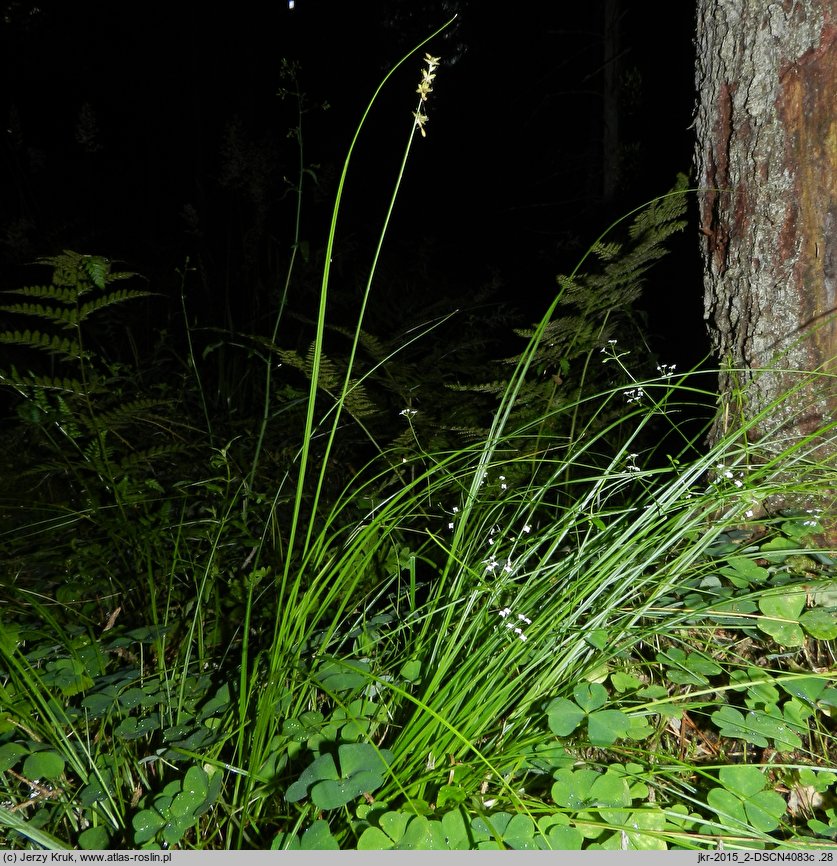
[624,452,640,473]
[713,463,759,517]
[498,606,532,642]
[715,463,745,489]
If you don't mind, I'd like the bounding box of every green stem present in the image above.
[247,70,308,503]
[275,16,456,637]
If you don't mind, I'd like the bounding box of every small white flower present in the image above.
[498,607,531,641]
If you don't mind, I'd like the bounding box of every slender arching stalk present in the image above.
[239,18,457,843]
[247,60,311,506]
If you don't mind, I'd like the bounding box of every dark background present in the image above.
[0,1,707,369]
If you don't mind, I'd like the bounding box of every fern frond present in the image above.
[52,394,83,438]
[305,346,378,420]
[36,251,94,297]
[340,382,378,420]
[105,269,139,283]
[629,175,689,241]
[469,174,691,443]
[303,343,340,391]
[274,347,303,371]
[81,255,110,290]
[77,289,153,323]
[0,330,85,361]
[325,323,389,362]
[116,443,187,471]
[35,251,139,294]
[544,174,688,361]
[0,370,98,396]
[92,398,173,432]
[356,330,388,361]
[0,302,77,329]
[443,424,489,441]
[82,434,114,468]
[277,344,379,422]
[447,380,507,396]
[2,285,80,304]
[590,240,622,262]
[36,251,85,271]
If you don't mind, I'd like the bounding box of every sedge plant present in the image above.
[228,17,457,842]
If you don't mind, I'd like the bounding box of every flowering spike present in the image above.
[413,53,441,138]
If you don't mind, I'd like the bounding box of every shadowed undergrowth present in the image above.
[0,21,835,852]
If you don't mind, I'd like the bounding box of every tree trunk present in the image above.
[694,0,836,534]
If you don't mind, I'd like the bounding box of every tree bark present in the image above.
[694,0,836,532]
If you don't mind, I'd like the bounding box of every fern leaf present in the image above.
[629,174,689,241]
[0,329,85,361]
[37,251,94,297]
[92,398,172,432]
[340,379,378,420]
[484,173,690,426]
[303,343,340,391]
[35,250,138,295]
[106,269,139,283]
[2,285,80,304]
[590,240,622,262]
[116,443,186,471]
[81,255,110,290]
[356,330,388,361]
[82,434,114,469]
[275,347,304,371]
[327,324,389,362]
[36,250,84,270]
[447,380,507,395]
[278,344,378,422]
[0,302,77,329]
[77,289,153,323]
[0,370,97,395]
